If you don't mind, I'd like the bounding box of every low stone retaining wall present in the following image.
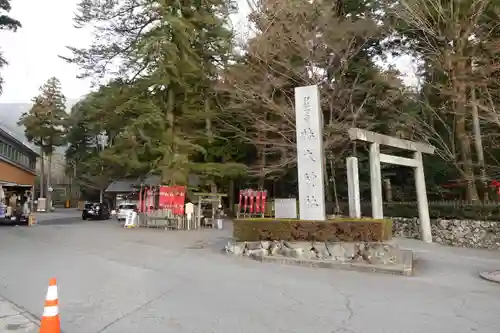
[224,241,413,276]
[392,217,500,249]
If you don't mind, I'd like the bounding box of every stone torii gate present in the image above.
[346,128,435,243]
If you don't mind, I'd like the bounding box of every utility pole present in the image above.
[39,149,45,199]
[97,132,108,203]
[69,160,77,204]
[47,154,53,211]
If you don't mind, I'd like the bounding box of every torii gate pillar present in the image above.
[347,128,435,243]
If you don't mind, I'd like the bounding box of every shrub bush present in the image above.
[331,201,500,221]
[375,203,500,221]
[233,218,392,242]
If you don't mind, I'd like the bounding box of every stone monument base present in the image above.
[224,241,413,276]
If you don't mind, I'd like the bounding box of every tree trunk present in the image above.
[72,163,78,201]
[456,117,478,202]
[39,150,45,198]
[229,179,235,214]
[454,60,478,202]
[383,179,392,202]
[328,158,340,214]
[258,145,266,189]
[47,153,52,211]
[162,89,176,184]
[471,88,488,201]
[324,157,333,203]
[205,100,212,140]
[257,112,269,189]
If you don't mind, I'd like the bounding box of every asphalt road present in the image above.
[1,221,500,333]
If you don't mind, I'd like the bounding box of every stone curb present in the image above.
[0,296,39,332]
[479,270,500,284]
[37,216,82,225]
[248,250,414,276]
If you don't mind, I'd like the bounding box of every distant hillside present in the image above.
[0,99,78,152]
[0,100,80,185]
[0,102,32,144]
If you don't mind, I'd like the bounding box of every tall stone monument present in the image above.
[294,85,326,220]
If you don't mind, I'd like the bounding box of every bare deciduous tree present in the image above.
[218,0,404,202]
[390,0,500,201]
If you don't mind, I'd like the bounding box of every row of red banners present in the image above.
[137,186,186,215]
[159,186,186,215]
[238,189,267,214]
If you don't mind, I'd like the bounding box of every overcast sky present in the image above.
[0,0,94,102]
[0,0,416,103]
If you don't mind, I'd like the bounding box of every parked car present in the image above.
[82,202,111,220]
[0,205,29,225]
[116,203,137,221]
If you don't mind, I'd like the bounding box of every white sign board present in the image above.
[37,198,47,212]
[185,202,194,215]
[294,85,326,220]
[185,202,195,228]
[274,198,297,219]
[124,211,137,228]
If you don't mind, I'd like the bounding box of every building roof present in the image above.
[105,174,201,193]
[142,175,161,186]
[141,174,200,187]
[0,126,39,157]
[104,180,137,193]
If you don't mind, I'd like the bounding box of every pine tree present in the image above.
[65,0,242,187]
[0,0,21,94]
[18,77,68,209]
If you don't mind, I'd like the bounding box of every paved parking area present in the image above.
[34,209,82,224]
[0,221,500,333]
[0,297,37,332]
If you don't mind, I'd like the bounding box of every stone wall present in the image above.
[392,217,500,250]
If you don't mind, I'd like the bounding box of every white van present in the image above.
[116,203,138,221]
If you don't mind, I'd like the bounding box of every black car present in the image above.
[82,202,111,220]
[0,207,29,225]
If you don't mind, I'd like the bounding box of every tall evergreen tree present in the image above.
[0,0,21,94]
[18,77,68,209]
[64,0,243,188]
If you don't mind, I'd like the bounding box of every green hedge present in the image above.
[234,200,500,221]
[233,218,392,242]
[355,202,500,221]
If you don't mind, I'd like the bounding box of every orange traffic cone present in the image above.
[39,278,60,333]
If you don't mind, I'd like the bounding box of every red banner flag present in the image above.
[249,190,254,213]
[159,186,168,209]
[238,190,243,213]
[146,190,153,212]
[176,186,186,215]
[255,190,261,213]
[261,190,267,215]
[243,190,249,213]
